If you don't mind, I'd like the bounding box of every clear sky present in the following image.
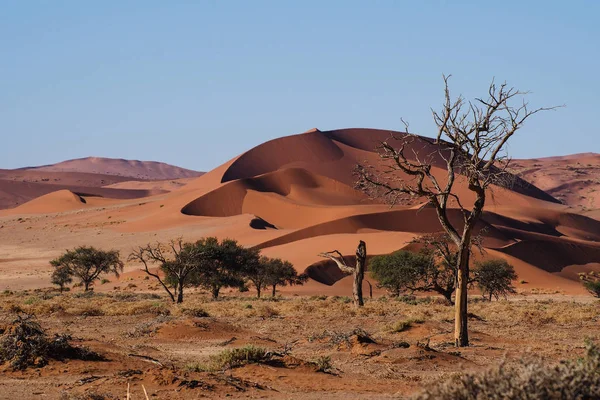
[1,1,598,171]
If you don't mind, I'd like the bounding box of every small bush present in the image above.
[583,280,600,298]
[390,318,424,333]
[206,345,270,371]
[100,279,110,285]
[181,307,210,318]
[412,341,600,399]
[258,305,279,318]
[68,305,104,317]
[313,355,333,373]
[0,315,103,370]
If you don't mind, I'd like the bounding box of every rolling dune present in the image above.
[1,128,597,295]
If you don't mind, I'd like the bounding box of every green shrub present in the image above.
[584,281,600,298]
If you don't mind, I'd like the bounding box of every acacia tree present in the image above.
[186,237,257,300]
[263,258,308,297]
[129,238,200,303]
[245,256,272,298]
[369,250,431,297]
[356,76,557,346]
[51,265,72,293]
[245,256,306,298]
[472,259,517,301]
[319,240,368,307]
[50,246,123,291]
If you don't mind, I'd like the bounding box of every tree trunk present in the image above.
[84,281,90,292]
[256,285,261,298]
[211,286,220,300]
[271,285,277,298]
[354,240,367,307]
[177,280,184,304]
[441,289,454,305]
[454,244,470,347]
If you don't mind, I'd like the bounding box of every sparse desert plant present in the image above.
[180,307,210,318]
[313,355,333,373]
[50,246,123,292]
[390,318,424,333]
[412,341,600,400]
[472,259,517,301]
[0,314,104,370]
[205,345,271,371]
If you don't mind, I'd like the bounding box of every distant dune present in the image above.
[25,156,203,180]
[512,153,600,209]
[0,158,203,210]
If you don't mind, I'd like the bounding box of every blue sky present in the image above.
[1,1,598,171]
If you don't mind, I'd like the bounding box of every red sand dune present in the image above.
[1,128,598,296]
[26,156,203,180]
[512,153,600,209]
[0,158,203,210]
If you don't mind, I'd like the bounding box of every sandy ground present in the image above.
[0,289,598,399]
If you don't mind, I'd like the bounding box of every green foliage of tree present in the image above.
[369,250,433,297]
[50,246,123,291]
[472,259,517,301]
[184,237,260,299]
[245,256,307,298]
[50,265,72,293]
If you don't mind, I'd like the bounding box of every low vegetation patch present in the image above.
[413,341,600,399]
[188,345,271,372]
[0,314,104,370]
[390,318,425,333]
[180,307,210,318]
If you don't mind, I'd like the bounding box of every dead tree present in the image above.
[319,240,368,307]
[356,76,559,346]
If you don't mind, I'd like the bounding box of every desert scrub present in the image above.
[312,355,333,373]
[180,307,210,318]
[190,345,271,371]
[257,304,280,318]
[389,318,425,333]
[0,314,104,370]
[413,341,600,400]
